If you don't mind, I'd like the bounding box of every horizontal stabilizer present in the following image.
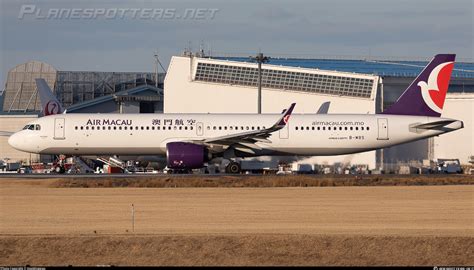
[411,120,461,130]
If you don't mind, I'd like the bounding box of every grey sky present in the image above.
[1,0,472,87]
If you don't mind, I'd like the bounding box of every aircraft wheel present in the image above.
[227,162,241,174]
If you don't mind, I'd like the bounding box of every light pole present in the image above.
[153,51,166,88]
[250,53,269,114]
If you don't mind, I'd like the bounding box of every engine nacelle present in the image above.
[166,142,208,169]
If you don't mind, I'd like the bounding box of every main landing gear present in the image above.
[225,161,241,174]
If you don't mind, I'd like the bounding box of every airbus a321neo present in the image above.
[8,54,463,173]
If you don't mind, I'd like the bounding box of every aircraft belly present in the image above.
[40,147,166,155]
[252,147,372,156]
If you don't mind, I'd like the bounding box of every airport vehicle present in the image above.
[436,158,462,174]
[8,54,464,173]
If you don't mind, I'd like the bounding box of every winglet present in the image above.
[275,103,296,127]
[316,101,330,114]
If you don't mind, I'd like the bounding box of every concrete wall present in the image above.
[434,94,474,164]
[165,56,378,114]
[0,115,40,163]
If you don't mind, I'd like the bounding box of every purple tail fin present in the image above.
[382,54,455,117]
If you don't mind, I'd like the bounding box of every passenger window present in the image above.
[339,127,342,130]
[345,127,348,130]
[35,125,41,130]
[306,127,309,130]
[113,126,117,130]
[168,126,171,130]
[86,126,89,130]
[328,127,331,130]
[213,126,216,130]
[91,126,95,130]
[174,126,177,130]
[323,127,326,130]
[350,127,353,130]
[219,126,222,130]
[185,126,188,130]
[295,127,298,130]
[75,126,78,130]
[224,126,227,130]
[312,127,315,130]
[109,126,112,130]
[367,127,370,131]
[246,126,249,130]
[146,126,149,130]
[157,126,161,130]
[251,126,254,130]
[80,126,84,130]
[119,126,122,130]
[355,127,359,130]
[207,126,210,130]
[151,126,155,130]
[102,126,106,130]
[179,126,182,130]
[190,126,193,130]
[361,127,364,130]
[317,127,320,130]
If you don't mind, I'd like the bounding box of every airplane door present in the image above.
[54,118,65,140]
[196,122,204,136]
[279,124,289,139]
[377,118,389,140]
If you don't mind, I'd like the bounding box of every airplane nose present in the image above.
[8,133,22,151]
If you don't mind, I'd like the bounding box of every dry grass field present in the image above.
[0,176,473,266]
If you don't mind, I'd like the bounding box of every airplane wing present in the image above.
[191,103,296,154]
[316,101,330,114]
[0,131,14,137]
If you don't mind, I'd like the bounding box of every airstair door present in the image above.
[279,124,289,139]
[377,118,389,140]
[54,118,65,140]
[196,122,204,136]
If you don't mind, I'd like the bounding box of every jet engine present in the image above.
[166,142,209,169]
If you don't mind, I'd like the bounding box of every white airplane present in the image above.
[8,54,463,173]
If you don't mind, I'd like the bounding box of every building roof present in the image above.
[213,57,474,78]
[65,84,163,112]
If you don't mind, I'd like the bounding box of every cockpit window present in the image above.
[23,124,39,130]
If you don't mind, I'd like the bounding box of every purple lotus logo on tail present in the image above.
[418,61,454,114]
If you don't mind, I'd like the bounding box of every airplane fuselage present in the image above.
[8,113,463,157]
